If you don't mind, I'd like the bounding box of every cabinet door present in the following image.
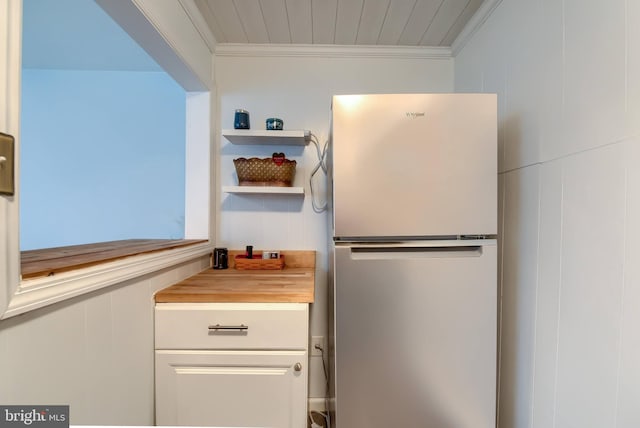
[156,350,307,428]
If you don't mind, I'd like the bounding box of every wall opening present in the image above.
[20,0,187,250]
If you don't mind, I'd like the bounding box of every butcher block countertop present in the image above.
[154,250,315,304]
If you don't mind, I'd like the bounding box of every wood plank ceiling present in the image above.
[195,0,485,47]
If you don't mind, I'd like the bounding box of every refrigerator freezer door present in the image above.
[332,93,497,238]
[333,241,497,428]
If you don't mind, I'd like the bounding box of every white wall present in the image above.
[0,255,210,425]
[455,1,640,427]
[20,69,186,250]
[215,48,453,399]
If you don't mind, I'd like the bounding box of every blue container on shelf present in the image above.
[234,109,250,129]
[266,117,283,130]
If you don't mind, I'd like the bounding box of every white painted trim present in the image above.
[0,0,22,318]
[132,0,212,89]
[451,0,504,57]
[215,43,452,59]
[96,0,210,91]
[184,91,211,239]
[178,0,217,52]
[2,243,213,319]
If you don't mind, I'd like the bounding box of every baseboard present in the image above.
[308,398,326,413]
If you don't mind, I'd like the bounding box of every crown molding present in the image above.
[451,0,503,56]
[215,43,452,60]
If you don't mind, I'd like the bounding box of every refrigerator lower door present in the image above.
[333,241,497,428]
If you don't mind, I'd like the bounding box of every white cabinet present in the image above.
[155,303,309,427]
[156,350,306,427]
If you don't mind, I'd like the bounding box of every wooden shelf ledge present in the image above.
[21,239,208,279]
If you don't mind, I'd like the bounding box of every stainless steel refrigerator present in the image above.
[328,93,497,428]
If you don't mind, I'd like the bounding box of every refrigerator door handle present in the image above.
[350,245,483,260]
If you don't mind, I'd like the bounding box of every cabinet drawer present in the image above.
[155,303,308,350]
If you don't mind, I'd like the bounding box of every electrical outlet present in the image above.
[311,336,324,356]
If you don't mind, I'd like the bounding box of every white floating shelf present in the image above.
[222,129,310,146]
[222,186,305,195]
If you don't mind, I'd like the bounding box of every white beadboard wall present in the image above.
[455,0,640,427]
[0,255,210,425]
[214,50,453,398]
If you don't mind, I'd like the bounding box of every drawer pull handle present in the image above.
[294,363,302,372]
[208,324,249,331]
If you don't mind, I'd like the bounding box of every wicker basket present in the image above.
[233,153,296,187]
[234,254,285,270]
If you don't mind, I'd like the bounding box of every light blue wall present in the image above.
[20,70,186,250]
[22,0,161,71]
